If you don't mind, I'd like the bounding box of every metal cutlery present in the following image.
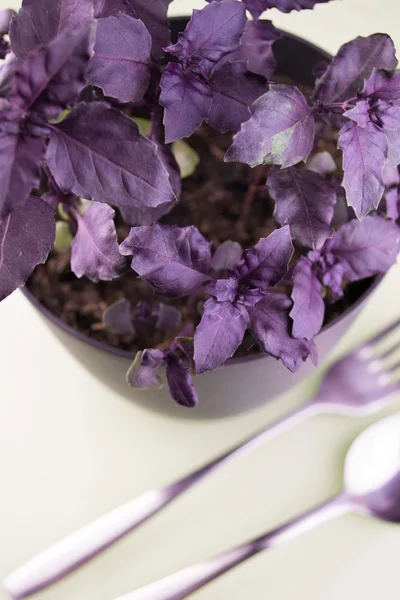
[4,318,400,600]
[112,412,400,600]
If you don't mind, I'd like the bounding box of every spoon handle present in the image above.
[3,402,318,600]
[114,493,352,600]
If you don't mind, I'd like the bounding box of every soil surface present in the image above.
[27,123,372,358]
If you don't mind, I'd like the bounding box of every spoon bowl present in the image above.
[109,414,400,600]
[345,413,400,522]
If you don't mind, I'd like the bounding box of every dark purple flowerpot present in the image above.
[22,23,383,418]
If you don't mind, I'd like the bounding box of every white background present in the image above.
[1,1,400,600]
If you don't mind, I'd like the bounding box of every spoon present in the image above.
[112,413,400,600]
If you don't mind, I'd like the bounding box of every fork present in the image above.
[4,318,400,600]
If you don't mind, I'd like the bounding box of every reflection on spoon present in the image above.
[114,413,400,600]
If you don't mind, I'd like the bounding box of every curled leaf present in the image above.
[127,350,164,390]
[165,352,198,407]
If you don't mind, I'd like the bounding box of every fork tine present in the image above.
[378,338,400,361]
[363,317,400,349]
[382,358,400,378]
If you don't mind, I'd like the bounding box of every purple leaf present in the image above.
[155,303,182,331]
[0,195,55,301]
[155,142,182,200]
[241,0,332,18]
[268,166,335,250]
[385,186,400,220]
[249,292,317,372]
[226,85,315,168]
[338,121,388,218]
[209,277,239,303]
[88,14,151,104]
[46,102,176,225]
[233,226,293,288]
[374,99,400,130]
[165,352,198,407]
[383,164,400,220]
[309,247,345,299]
[383,163,400,188]
[314,34,397,104]
[208,61,267,133]
[0,9,15,35]
[127,349,164,389]
[206,0,332,17]
[120,224,212,297]
[11,29,92,121]
[224,19,281,79]
[0,125,47,220]
[102,299,135,335]
[10,0,94,61]
[385,127,400,168]
[290,257,324,340]
[362,68,400,103]
[194,299,249,373]
[329,215,400,281]
[71,203,128,282]
[212,240,242,271]
[93,0,172,58]
[0,39,10,61]
[343,99,371,128]
[166,0,246,78]
[345,97,400,131]
[308,151,337,176]
[385,193,400,222]
[160,63,213,143]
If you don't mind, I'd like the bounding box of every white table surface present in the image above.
[1,1,400,599]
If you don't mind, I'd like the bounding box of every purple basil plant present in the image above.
[0,0,400,408]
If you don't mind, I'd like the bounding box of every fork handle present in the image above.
[114,494,351,600]
[3,402,318,600]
